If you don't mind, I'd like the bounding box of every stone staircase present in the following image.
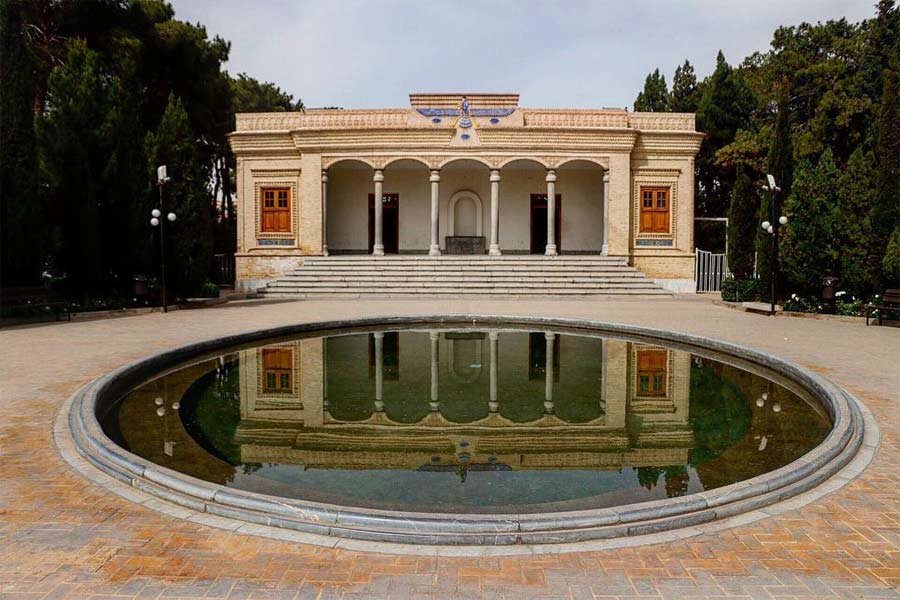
[256,255,671,298]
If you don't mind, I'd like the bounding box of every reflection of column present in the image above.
[374,332,384,410]
[429,171,441,256]
[430,331,439,405]
[489,331,499,412]
[544,332,555,413]
[373,169,384,256]
[602,171,610,255]
[545,169,557,256]
[489,170,501,256]
[321,170,329,256]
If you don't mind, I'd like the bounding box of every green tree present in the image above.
[144,94,213,297]
[727,165,759,279]
[633,68,670,112]
[230,73,298,112]
[757,84,793,290]
[837,148,879,296]
[873,64,900,286]
[0,0,42,285]
[780,150,841,293]
[696,52,755,218]
[670,60,701,112]
[37,40,110,296]
[883,226,900,287]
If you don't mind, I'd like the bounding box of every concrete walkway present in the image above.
[1,296,898,599]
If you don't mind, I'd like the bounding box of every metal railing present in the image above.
[695,249,730,293]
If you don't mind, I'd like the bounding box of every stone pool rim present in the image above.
[66,315,866,546]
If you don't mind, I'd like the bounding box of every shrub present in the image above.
[200,281,220,298]
[883,226,900,287]
[720,278,762,302]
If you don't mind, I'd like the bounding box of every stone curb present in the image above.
[64,314,866,546]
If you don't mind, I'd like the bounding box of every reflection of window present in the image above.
[261,187,291,232]
[528,332,560,381]
[369,332,399,381]
[636,348,668,396]
[639,186,670,233]
[262,348,293,393]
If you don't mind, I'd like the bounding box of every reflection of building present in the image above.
[233,331,693,472]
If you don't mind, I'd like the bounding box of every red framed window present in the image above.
[639,187,670,234]
[261,187,291,233]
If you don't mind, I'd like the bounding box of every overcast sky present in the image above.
[170,0,876,110]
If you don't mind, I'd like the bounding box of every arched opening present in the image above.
[325,159,374,255]
[500,159,550,254]
[448,190,483,236]
[439,159,491,254]
[380,159,430,254]
[557,159,606,254]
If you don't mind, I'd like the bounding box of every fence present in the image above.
[213,253,235,285]
[695,249,730,293]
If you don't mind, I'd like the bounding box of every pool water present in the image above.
[101,328,831,514]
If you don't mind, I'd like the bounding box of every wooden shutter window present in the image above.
[262,348,293,393]
[639,186,670,233]
[636,348,668,397]
[261,187,291,233]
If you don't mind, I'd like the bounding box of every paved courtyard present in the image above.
[1,297,898,599]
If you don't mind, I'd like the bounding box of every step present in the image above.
[288,266,639,273]
[271,276,652,284]
[259,287,671,296]
[265,281,663,291]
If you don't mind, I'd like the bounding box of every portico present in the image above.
[229,92,703,292]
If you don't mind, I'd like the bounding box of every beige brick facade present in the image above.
[228,93,703,291]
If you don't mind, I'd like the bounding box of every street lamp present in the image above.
[151,165,176,313]
[761,174,788,316]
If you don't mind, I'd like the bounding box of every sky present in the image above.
[170,0,877,110]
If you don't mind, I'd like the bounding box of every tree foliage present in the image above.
[633,68,670,112]
[727,165,759,279]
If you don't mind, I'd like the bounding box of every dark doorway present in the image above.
[368,193,399,253]
[530,194,561,254]
[528,332,560,381]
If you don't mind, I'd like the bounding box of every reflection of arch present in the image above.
[325,157,376,170]
[439,157,492,170]
[447,338,484,384]
[499,157,549,169]
[382,157,431,170]
[447,190,483,237]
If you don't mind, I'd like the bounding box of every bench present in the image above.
[865,288,900,326]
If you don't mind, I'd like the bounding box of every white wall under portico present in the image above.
[326,159,605,254]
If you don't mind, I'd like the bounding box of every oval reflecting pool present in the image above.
[100,327,831,514]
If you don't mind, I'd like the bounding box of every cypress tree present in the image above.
[634,69,670,112]
[837,148,879,296]
[758,83,793,293]
[873,64,900,287]
[144,94,213,297]
[727,165,759,279]
[0,0,41,285]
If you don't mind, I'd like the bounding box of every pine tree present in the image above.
[633,69,670,112]
[670,60,700,112]
[758,83,793,292]
[0,0,42,285]
[780,150,841,294]
[727,165,759,279]
[837,148,879,296]
[144,94,213,297]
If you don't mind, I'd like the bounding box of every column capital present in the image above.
[373,169,384,182]
[488,331,500,341]
[430,170,441,182]
[545,169,557,182]
[373,331,385,339]
[429,331,440,340]
[321,171,328,183]
[602,171,610,183]
[490,170,501,182]
[544,332,556,341]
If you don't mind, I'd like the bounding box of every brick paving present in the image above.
[0,297,898,599]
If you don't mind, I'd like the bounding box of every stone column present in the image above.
[545,169,558,255]
[373,169,385,256]
[430,331,439,404]
[489,331,499,412]
[374,332,384,411]
[321,170,329,256]
[429,170,441,256]
[489,170,502,256]
[544,332,555,413]
[602,171,610,256]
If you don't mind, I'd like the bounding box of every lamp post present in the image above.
[151,165,176,313]
[761,174,788,316]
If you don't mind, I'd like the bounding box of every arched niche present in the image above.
[447,190,484,237]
